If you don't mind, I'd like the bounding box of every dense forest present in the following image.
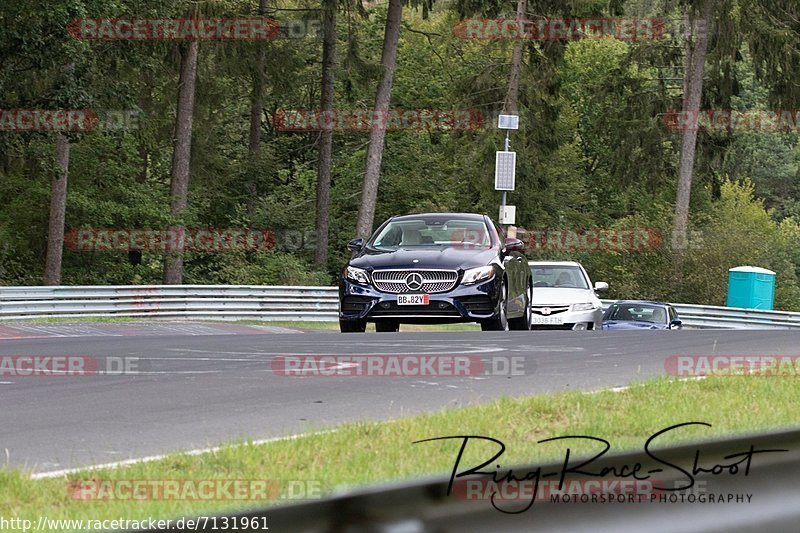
[1,0,798,309]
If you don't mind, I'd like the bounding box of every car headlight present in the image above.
[571,302,598,311]
[462,266,495,285]
[344,266,370,285]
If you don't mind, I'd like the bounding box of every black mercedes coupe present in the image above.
[338,213,532,332]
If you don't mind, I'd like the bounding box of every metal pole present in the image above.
[501,130,510,224]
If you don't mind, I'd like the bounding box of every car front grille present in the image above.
[372,269,459,294]
[531,306,570,316]
[369,301,461,318]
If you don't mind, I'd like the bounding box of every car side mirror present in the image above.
[347,238,364,252]
[594,281,609,292]
[503,237,525,253]
[669,319,682,330]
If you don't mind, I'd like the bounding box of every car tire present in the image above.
[375,321,400,332]
[481,282,509,331]
[508,282,532,331]
[339,319,366,333]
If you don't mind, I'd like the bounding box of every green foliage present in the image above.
[582,181,800,311]
[681,179,800,310]
[0,0,797,311]
[193,251,333,286]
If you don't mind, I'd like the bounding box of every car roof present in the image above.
[612,300,672,307]
[390,212,488,222]
[527,261,583,267]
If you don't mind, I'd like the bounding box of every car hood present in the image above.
[531,288,598,305]
[602,320,668,330]
[350,246,499,271]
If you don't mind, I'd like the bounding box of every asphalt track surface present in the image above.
[1,324,798,474]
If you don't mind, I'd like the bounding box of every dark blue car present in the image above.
[602,300,682,330]
[339,213,532,333]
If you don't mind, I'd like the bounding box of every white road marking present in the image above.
[168,346,506,356]
[30,429,334,480]
[511,345,586,352]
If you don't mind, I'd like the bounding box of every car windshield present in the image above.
[605,304,668,324]
[530,266,589,289]
[370,216,491,250]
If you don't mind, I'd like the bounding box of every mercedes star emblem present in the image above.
[405,272,424,291]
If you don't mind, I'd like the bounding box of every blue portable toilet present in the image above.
[726,266,775,310]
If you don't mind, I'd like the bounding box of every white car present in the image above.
[528,261,608,330]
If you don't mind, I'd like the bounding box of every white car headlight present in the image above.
[571,302,598,311]
[344,266,370,285]
[462,266,495,285]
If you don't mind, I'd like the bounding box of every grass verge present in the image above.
[2,376,799,530]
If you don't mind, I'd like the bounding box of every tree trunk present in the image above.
[163,40,199,285]
[137,144,148,184]
[43,134,70,285]
[314,0,337,268]
[672,0,712,263]
[248,0,268,159]
[245,0,269,216]
[354,0,403,240]
[503,0,527,115]
[681,7,693,108]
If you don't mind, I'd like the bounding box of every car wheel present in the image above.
[481,282,509,331]
[375,321,399,332]
[509,282,532,331]
[339,319,366,333]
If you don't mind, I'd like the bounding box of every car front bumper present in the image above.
[530,307,603,330]
[339,277,502,324]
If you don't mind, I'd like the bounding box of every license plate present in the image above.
[397,294,429,305]
[532,316,563,325]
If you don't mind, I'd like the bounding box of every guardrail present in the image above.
[599,300,800,330]
[0,285,798,328]
[137,426,800,532]
[0,285,339,321]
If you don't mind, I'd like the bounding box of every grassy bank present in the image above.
[2,376,798,530]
